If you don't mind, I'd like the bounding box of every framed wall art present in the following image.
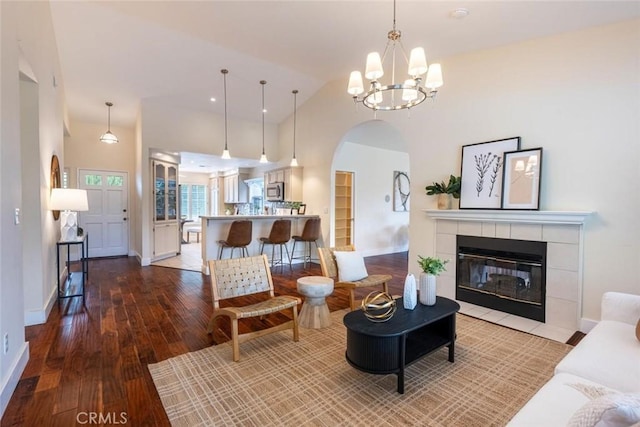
[459,137,521,209]
[393,171,410,212]
[501,147,543,210]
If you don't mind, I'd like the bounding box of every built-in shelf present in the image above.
[423,209,594,225]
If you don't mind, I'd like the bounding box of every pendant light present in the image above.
[290,89,299,167]
[259,80,268,163]
[220,69,231,159]
[99,102,119,144]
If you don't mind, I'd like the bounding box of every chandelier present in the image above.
[259,80,268,163]
[347,0,443,111]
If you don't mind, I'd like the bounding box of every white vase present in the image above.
[403,273,417,310]
[419,273,437,306]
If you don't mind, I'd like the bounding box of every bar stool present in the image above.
[217,220,252,259]
[259,219,292,269]
[290,217,320,268]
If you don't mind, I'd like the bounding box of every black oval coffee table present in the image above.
[343,296,460,393]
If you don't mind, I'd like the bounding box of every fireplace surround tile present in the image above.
[510,223,543,241]
[426,210,592,335]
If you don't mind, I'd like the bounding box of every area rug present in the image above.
[148,310,571,426]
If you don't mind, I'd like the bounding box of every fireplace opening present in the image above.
[456,235,546,322]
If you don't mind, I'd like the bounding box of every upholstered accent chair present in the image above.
[208,255,300,361]
[317,245,391,311]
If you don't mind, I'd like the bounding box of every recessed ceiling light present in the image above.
[262,108,267,113]
[210,97,216,102]
[450,8,469,19]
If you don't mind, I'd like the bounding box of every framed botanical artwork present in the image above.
[501,147,543,210]
[459,137,521,209]
[393,171,410,212]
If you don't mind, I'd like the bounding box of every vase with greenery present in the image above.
[425,175,461,210]
[290,201,302,215]
[417,256,448,306]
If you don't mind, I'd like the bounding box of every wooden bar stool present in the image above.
[290,217,320,268]
[217,220,252,259]
[259,219,291,270]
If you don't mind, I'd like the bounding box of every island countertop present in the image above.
[198,215,320,274]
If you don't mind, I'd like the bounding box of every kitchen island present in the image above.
[199,215,321,274]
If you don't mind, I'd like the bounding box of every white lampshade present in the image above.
[259,153,268,163]
[408,47,428,76]
[50,188,89,241]
[402,79,418,101]
[221,149,231,160]
[365,52,384,80]
[425,63,444,89]
[50,188,89,212]
[290,157,299,167]
[347,71,364,96]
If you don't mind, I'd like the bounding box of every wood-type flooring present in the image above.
[1,252,408,426]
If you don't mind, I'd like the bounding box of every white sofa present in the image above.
[508,292,640,426]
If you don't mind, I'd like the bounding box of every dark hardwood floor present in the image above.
[1,252,409,426]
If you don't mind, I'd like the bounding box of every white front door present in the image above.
[79,169,129,257]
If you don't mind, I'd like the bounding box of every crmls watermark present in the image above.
[76,412,128,425]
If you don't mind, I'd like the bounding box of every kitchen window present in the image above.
[180,184,207,220]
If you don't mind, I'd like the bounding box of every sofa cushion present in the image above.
[567,392,640,427]
[507,373,615,426]
[555,320,640,392]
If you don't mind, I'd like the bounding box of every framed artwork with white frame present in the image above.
[501,147,543,210]
[459,137,521,209]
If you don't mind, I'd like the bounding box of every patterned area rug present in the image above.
[148,310,571,426]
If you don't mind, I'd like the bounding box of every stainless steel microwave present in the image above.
[266,182,285,201]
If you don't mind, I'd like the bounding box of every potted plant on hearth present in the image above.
[425,175,461,209]
[417,255,448,306]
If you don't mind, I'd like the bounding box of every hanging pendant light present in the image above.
[220,69,231,159]
[259,80,268,163]
[99,102,119,144]
[290,89,299,167]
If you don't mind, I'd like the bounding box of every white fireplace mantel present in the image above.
[423,209,593,225]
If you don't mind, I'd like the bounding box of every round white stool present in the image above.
[296,276,334,329]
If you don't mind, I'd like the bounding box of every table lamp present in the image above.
[50,188,89,241]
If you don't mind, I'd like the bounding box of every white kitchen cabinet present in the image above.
[152,159,179,259]
[223,173,249,203]
[264,167,303,201]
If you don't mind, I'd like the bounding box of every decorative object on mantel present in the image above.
[259,80,268,163]
[346,0,443,113]
[460,137,520,209]
[361,291,396,322]
[403,273,417,309]
[99,102,118,144]
[290,89,299,167]
[417,255,448,306]
[502,147,543,210]
[220,69,231,160]
[425,175,460,210]
[393,171,410,211]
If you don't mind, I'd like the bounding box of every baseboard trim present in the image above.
[0,342,29,418]
[24,286,57,326]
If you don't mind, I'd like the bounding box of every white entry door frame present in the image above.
[78,169,129,257]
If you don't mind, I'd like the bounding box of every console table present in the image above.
[343,296,459,393]
[56,234,88,305]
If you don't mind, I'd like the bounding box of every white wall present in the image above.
[333,141,409,256]
[0,0,66,416]
[276,19,640,321]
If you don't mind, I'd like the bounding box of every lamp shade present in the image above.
[408,47,428,76]
[365,52,384,80]
[50,188,89,211]
[425,63,444,89]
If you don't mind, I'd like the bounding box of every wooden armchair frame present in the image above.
[317,245,391,311]
[208,255,300,361]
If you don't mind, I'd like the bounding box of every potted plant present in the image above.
[417,255,448,306]
[425,175,461,210]
[290,201,302,215]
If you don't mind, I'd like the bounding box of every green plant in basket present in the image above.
[417,256,448,276]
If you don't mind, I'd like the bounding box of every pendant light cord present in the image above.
[261,80,266,155]
[222,69,228,151]
[292,90,298,158]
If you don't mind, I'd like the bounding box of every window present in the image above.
[85,174,102,186]
[180,184,207,220]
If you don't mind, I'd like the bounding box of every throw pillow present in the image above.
[334,251,368,282]
[636,318,640,342]
[567,393,640,427]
